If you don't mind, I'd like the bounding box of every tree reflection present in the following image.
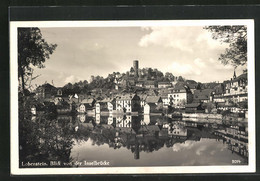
[19,114,76,167]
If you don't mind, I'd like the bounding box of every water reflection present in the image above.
[19,114,248,167]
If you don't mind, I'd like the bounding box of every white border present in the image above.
[10,20,255,175]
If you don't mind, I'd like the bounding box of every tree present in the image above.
[165,72,174,81]
[204,26,247,68]
[18,28,57,94]
[177,76,185,82]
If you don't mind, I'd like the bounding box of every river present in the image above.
[19,114,248,167]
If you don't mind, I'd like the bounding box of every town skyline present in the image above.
[31,26,246,87]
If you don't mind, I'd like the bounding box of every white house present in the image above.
[168,123,187,137]
[158,82,172,88]
[168,83,192,107]
[116,115,132,128]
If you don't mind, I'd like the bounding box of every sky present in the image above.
[31,26,247,87]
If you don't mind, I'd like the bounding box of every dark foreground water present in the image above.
[19,114,248,168]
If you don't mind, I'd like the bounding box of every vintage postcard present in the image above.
[10,20,255,174]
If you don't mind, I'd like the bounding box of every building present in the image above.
[107,98,116,114]
[185,80,198,94]
[211,72,248,111]
[211,84,225,103]
[168,123,187,137]
[144,103,163,114]
[158,82,172,89]
[35,83,57,99]
[95,98,116,114]
[147,89,159,96]
[185,103,204,113]
[223,72,248,103]
[158,89,171,106]
[79,98,96,113]
[133,60,139,77]
[95,101,108,114]
[144,81,156,89]
[116,93,141,113]
[168,83,193,107]
[193,89,214,103]
[138,94,148,107]
[145,96,163,105]
[116,115,132,128]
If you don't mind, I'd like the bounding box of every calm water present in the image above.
[19,114,248,167]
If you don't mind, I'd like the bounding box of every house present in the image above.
[77,114,86,123]
[158,82,172,88]
[158,89,171,106]
[168,123,187,137]
[160,95,169,106]
[211,72,247,106]
[216,102,234,111]
[78,98,96,113]
[95,98,116,114]
[147,89,159,96]
[217,102,246,113]
[82,98,96,107]
[116,93,141,113]
[185,80,198,94]
[144,103,163,114]
[168,83,193,107]
[95,101,108,114]
[107,115,114,125]
[145,96,163,105]
[185,103,204,113]
[223,72,248,103]
[138,94,148,107]
[211,84,225,103]
[193,89,214,103]
[35,83,57,99]
[116,115,132,128]
[144,80,156,89]
[213,83,225,95]
[107,98,116,114]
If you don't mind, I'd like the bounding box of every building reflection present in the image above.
[214,125,248,159]
[20,114,248,166]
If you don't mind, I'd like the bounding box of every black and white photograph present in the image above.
[10,20,255,174]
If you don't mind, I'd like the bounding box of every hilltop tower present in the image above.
[133,60,139,77]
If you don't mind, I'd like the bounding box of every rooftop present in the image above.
[145,96,162,103]
[185,103,202,108]
[194,89,214,100]
[81,98,95,104]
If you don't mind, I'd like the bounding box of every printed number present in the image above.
[232,160,241,164]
